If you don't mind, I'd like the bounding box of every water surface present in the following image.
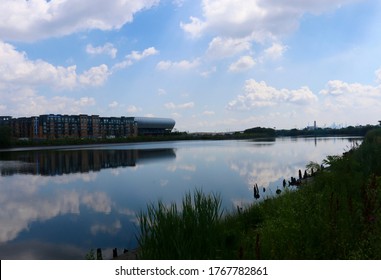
[0,137,361,259]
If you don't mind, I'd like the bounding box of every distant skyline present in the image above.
[1,0,381,132]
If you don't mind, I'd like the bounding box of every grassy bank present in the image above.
[137,129,381,259]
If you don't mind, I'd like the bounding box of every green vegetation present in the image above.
[276,124,377,137]
[138,190,225,259]
[138,129,381,259]
[243,127,276,138]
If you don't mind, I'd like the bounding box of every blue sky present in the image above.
[1,0,381,132]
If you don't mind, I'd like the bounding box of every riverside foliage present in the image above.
[137,129,381,259]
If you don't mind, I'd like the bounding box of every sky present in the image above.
[0,0,381,132]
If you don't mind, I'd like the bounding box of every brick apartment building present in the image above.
[0,114,175,140]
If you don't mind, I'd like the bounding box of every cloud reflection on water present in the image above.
[0,138,361,259]
[0,174,112,243]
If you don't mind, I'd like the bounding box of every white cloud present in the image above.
[165,102,195,110]
[200,66,217,77]
[109,101,119,108]
[0,41,99,117]
[180,0,270,39]
[126,47,159,61]
[180,16,207,38]
[227,79,318,110]
[86,43,117,59]
[0,0,160,42]
[156,61,172,70]
[181,0,358,41]
[107,102,142,113]
[318,78,381,124]
[320,80,381,97]
[180,0,356,73]
[203,110,215,115]
[156,59,200,71]
[0,41,75,89]
[263,43,288,60]
[113,47,159,70]
[206,36,251,59]
[229,56,256,72]
[74,97,96,107]
[0,41,110,89]
[78,64,110,86]
[127,105,142,113]
[0,87,96,116]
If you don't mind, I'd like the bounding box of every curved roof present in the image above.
[134,117,175,129]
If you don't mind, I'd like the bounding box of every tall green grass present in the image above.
[137,129,381,259]
[138,189,225,259]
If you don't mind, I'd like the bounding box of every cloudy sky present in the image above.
[1,0,380,132]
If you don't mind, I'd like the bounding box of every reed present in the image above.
[138,189,225,259]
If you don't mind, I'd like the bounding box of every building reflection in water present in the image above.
[0,148,176,176]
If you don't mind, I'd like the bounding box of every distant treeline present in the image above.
[1,124,379,149]
[275,124,378,137]
[243,127,276,137]
[240,124,378,138]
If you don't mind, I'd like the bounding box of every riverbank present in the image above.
[1,124,377,149]
[1,132,274,150]
[137,128,381,259]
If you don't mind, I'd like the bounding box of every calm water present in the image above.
[0,137,361,259]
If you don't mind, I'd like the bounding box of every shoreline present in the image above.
[1,123,377,150]
[0,134,364,153]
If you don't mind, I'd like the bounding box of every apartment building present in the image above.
[0,114,175,140]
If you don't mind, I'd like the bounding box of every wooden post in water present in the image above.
[96,248,103,260]
[113,248,118,259]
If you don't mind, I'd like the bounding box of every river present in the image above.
[0,136,361,259]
